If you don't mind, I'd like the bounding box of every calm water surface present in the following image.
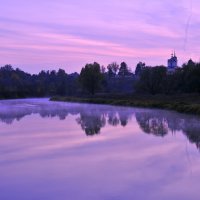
[0,98,200,200]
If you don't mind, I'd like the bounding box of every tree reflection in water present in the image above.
[1,99,200,149]
[76,111,106,136]
[135,111,200,149]
[108,112,120,127]
[135,113,169,137]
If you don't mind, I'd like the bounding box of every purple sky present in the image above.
[0,0,199,73]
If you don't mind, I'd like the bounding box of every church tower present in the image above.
[167,51,178,73]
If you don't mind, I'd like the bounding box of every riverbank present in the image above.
[50,94,200,116]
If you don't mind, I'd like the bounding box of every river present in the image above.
[0,98,200,200]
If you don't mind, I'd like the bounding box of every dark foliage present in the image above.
[0,65,79,99]
[135,60,200,95]
[118,62,131,76]
[135,62,145,76]
[107,62,119,78]
[79,62,103,95]
[1,59,200,99]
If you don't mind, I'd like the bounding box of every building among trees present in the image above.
[167,52,178,73]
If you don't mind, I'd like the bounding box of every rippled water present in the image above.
[0,98,200,200]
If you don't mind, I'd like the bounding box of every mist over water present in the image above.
[0,99,200,200]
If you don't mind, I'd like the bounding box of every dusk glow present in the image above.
[0,0,199,73]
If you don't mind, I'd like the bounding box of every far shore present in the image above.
[50,94,200,116]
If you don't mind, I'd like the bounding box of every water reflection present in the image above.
[135,112,169,137]
[0,98,200,149]
[136,112,200,149]
[76,111,106,136]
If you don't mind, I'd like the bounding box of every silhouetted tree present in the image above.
[107,62,119,78]
[118,62,130,76]
[135,62,145,76]
[135,66,167,94]
[79,62,103,95]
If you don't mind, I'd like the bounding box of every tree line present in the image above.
[0,65,79,99]
[135,59,200,94]
[0,59,200,99]
[0,62,134,99]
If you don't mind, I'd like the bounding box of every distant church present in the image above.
[167,52,178,73]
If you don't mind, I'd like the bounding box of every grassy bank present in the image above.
[50,94,200,116]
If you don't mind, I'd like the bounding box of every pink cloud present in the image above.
[1,0,200,73]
